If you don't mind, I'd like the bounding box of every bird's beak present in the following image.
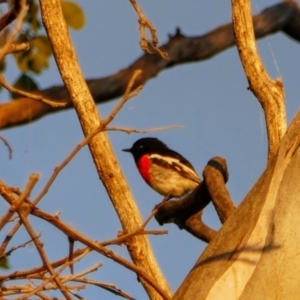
[122,148,132,153]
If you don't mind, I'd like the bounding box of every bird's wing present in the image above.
[150,152,201,184]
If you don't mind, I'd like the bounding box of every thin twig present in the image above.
[129,0,168,58]
[0,75,67,108]
[101,69,142,126]
[0,0,24,32]
[4,42,30,54]
[0,220,21,256]
[0,173,39,232]
[99,201,168,247]
[231,0,286,161]
[72,277,135,300]
[17,211,72,300]
[62,262,102,282]
[106,124,185,134]
[2,234,40,259]
[35,291,53,300]
[31,208,171,300]
[18,247,91,299]
[0,134,13,159]
[0,0,28,61]
[32,70,143,206]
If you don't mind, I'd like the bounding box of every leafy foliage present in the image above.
[0,257,10,270]
[2,0,85,95]
[61,0,85,30]
[11,73,38,98]
[14,35,52,74]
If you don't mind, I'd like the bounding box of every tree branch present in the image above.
[0,0,28,61]
[39,1,171,299]
[155,156,234,242]
[0,1,299,129]
[231,0,288,161]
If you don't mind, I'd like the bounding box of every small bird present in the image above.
[123,137,201,198]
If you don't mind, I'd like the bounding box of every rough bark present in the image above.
[173,105,300,300]
[39,1,171,299]
[232,0,286,161]
[1,1,299,129]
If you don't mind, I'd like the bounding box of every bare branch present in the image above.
[0,0,25,33]
[106,124,184,134]
[2,235,39,259]
[231,0,286,161]
[32,207,171,300]
[1,2,299,129]
[72,277,135,300]
[101,69,143,126]
[32,70,143,207]
[0,0,28,61]
[0,134,13,159]
[0,173,39,232]
[202,157,235,223]
[155,156,234,241]
[129,0,168,58]
[100,202,168,247]
[0,75,67,108]
[3,42,30,54]
[17,211,73,300]
[18,247,92,299]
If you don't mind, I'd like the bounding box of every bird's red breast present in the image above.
[136,155,151,184]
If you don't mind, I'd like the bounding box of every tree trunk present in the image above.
[173,111,300,299]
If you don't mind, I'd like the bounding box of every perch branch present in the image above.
[202,157,235,223]
[155,156,234,241]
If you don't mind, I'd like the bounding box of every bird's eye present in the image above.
[139,145,144,149]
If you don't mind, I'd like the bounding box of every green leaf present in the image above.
[13,50,30,73]
[11,74,39,99]
[25,1,42,32]
[61,1,85,30]
[0,257,10,270]
[31,36,52,57]
[13,36,52,74]
[28,36,52,73]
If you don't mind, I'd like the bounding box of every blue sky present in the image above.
[0,1,299,299]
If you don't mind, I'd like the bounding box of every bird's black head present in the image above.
[122,137,168,159]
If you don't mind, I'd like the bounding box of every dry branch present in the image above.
[0,134,13,159]
[0,0,28,61]
[202,157,235,223]
[173,108,300,300]
[129,0,168,58]
[0,75,67,108]
[39,1,171,299]
[0,1,299,129]
[0,179,170,300]
[31,208,170,300]
[155,156,234,242]
[0,0,25,32]
[232,0,287,161]
[32,70,142,207]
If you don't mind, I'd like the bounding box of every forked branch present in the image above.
[231,0,287,161]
